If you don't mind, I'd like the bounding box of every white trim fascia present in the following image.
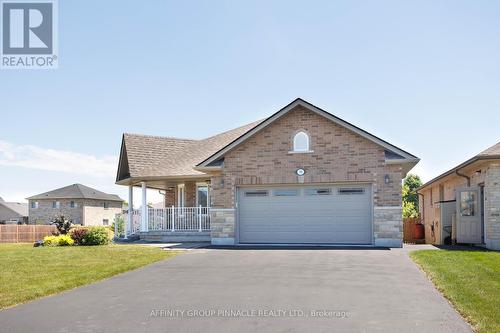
[199,99,418,167]
[210,208,235,211]
[385,158,420,165]
[193,166,222,172]
[116,174,210,186]
[374,206,403,210]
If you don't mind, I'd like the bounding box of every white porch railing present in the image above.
[121,206,210,237]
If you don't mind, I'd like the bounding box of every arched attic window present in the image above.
[293,131,310,152]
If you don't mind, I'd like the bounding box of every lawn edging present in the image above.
[410,249,500,333]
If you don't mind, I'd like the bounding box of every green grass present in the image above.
[0,244,180,309]
[410,250,500,333]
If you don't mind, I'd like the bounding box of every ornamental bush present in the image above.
[82,227,110,245]
[50,215,72,235]
[70,228,88,245]
[43,235,74,246]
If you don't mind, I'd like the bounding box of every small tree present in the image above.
[51,215,72,235]
[113,216,125,237]
[402,174,422,219]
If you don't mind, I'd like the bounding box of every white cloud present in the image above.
[0,140,117,178]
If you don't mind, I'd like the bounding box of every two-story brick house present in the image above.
[27,184,123,226]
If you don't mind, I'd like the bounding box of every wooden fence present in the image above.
[403,218,425,244]
[0,225,57,243]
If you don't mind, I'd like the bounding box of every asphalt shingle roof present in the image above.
[121,120,262,178]
[418,141,500,190]
[27,184,123,201]
[478,141,500,157]
[0,200,28,216]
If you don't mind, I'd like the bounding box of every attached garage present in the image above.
[237,184,373,244]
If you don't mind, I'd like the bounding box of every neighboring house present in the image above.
[116,98,419,247]
[0,197,28,224]
[27,184,123,226]
[417,142,500,250]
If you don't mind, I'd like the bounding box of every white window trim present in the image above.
[290,131,313,153]
[177,184,185,208]
[288,150,314,154]
[195,182,210,208]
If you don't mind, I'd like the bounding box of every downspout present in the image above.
[417,192,425,224]
[455,169,470,187]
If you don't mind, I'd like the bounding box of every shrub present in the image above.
[82,227,110,245]
[70,228,88,245]
[43,235,74,246]
[50,215,72,235]
[112,216,124,237]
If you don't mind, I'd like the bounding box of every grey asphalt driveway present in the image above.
[0,247,471,333]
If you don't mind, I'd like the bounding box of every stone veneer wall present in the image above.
[485,164,500,250]
[374,207,403,247]
[210,209,235,245]
[209,105,405,246]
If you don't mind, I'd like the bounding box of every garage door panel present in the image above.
[238,184,372,244]
[240,231,371,244]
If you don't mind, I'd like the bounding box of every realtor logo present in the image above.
[1,0,58,69]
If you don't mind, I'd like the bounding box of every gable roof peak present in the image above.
[198,98,419,167]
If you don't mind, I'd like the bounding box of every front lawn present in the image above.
[0,244,179,309]
[410,250,500,333]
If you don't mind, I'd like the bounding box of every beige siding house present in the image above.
[116,98,419,247]
[0,198,28,224]
[417,142,500,250]
[27,184,123,226]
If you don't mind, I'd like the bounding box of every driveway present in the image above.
[0,247,471,333]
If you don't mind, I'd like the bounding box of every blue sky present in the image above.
[1,0,499,204]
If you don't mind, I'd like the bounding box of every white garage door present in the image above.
[238,184,372,244]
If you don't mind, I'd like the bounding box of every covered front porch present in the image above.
[118,177,212,242]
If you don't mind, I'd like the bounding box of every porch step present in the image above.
[139,231,210,243]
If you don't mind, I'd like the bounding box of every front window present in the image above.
[52,201,60,209]
[103,202,109,209]
[31,201,38,209]
[102,219,109,226]
[70,201,77,208]
[196,185,209,207]
[293,131,310,152]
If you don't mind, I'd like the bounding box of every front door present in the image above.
[456,187,482,244]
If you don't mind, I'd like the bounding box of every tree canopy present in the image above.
[402,174,423,219]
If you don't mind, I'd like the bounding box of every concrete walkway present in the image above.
[0,246,471,333]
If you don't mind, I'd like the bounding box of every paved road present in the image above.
[0,247,471,333]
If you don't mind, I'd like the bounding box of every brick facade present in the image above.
[209,105,406,246]
[29,199,121,226]
[419,161,500,250]
[484,164,500,250]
